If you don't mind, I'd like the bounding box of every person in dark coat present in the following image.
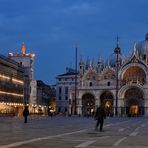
[94,105,106,131]
[23,106,29,123]
[47,108,53,118]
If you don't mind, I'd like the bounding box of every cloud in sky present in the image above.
[0,0,148,84]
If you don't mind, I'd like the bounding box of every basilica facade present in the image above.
[56,33,148,116]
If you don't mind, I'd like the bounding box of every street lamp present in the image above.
[114,36,121,116]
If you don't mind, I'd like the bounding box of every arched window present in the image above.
[107,82,110,86]
[123,66,146,85]
[90,82,92,87]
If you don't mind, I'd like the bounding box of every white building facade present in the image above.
[56,68,76,114]
[56,33,148,117]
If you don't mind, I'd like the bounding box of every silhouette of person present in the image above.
[47,108,53,118]
[23,106,29,123]
[94,105,106,131]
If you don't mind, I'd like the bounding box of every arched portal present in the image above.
[124,87,144,116]
[82,93,95,116]
[100,91,113,116]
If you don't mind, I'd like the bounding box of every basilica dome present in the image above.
[136,33,148,55]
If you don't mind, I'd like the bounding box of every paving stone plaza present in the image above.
[0,116,148,148]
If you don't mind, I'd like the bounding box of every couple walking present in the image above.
[94,104,106,131]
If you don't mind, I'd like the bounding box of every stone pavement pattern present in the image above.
[0,116,148,148]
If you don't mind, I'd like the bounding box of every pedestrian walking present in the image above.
[47,107,53,118]
[94,104,106,131]
[23,106,29,123]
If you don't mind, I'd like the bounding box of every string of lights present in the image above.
[0,74,24,85]
[0,90,23,97]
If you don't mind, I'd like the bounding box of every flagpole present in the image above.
[74,47,77,115]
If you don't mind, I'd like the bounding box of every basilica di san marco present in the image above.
[56,33,148,117]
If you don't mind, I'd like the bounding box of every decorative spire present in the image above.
[96,56,103,73]
[114,35,121,54]
[133,42,136,55]
[86,57,94,70]
[107,58,110,67]
[79,55,84,65]
[89,59,93,70]
[98,56,102,64]
[79,55,85,75]
[21,42,26,55]
[86,57,89,70]
[92,58,95,68]
[132,42,139,57]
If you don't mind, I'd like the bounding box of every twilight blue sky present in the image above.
[0,0,147,84]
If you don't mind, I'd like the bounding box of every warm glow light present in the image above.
[0,102,24,106]
[32,104,37,107]
[0,73,24,85]
[105,101,111,108]
[0,74,10,80]
[0,91,23,97]
[12,78,24,84]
